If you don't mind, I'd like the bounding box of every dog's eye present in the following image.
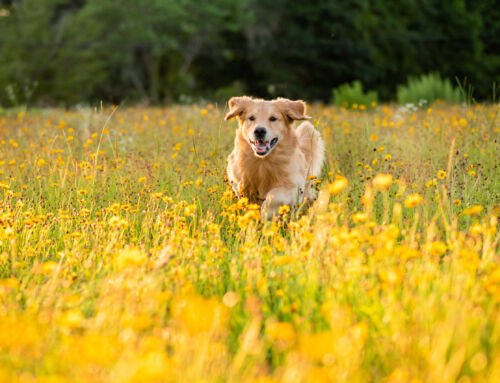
[269,116,277,122]
[249,116,255,121]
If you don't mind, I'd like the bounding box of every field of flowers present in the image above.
[0,102,499,382]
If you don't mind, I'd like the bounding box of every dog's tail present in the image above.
[296,121,325,177]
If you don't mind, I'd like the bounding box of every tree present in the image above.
[0,0,497,105]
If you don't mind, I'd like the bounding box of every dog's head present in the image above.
[225,96,311,157]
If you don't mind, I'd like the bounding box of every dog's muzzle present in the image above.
[249,137,278,157]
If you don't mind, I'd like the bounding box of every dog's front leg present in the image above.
[227,152,241,198]
[261,186,301,220]
[230,180,241,198]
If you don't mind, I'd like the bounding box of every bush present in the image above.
[332,81,378,109]
[397,73,463,104]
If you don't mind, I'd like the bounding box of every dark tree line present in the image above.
[0,0,498,105]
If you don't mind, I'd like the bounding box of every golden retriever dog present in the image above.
[225,96,325,220]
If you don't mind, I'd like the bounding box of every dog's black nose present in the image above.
[254,127,266,140]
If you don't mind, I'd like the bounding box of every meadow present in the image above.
[0,101,499,383]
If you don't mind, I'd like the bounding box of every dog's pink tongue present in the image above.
[255,142,269,154]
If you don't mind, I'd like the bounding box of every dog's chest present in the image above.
[240,159,282,200]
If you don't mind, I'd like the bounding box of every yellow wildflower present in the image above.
[424,241,447,256]
[373,173,393,191]
[266,321,296,342]
[469,224,482,236]
[463,205,483,216]
[327,176,348,195]
[274,255,297,266]
[58,308,84,328]
[278,205,290,215]
[171,295,228,334]
[404,194,423,208]
[351,212,368,223]
[114,246,147,270]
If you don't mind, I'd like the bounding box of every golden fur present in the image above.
[225,96,325,219]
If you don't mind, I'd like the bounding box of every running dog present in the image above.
[225,96,325,219]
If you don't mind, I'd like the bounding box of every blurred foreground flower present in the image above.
[273,255,298,266]
[266,321,296,343]
[463,205,483,216]
[114,246,147,270]
[372,173,393,191]
[171,295,228,334]
[404,194,423,208]
[57,308,84,329]
[327,176,348,195]
[423,241,447,257]
[351,212,368,223]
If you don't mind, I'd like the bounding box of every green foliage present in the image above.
[213,81,246,105]
[0,0,250,105]
[332,81,378,109]
[397,73,463,104]
[0,0,497,105]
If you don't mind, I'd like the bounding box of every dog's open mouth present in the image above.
[249,137,278,157]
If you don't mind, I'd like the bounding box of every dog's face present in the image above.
[225,97,311,157]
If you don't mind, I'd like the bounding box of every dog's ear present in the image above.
[275,98,311,121]
[224,96,252,121]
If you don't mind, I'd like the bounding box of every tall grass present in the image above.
[0,103,498,382]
